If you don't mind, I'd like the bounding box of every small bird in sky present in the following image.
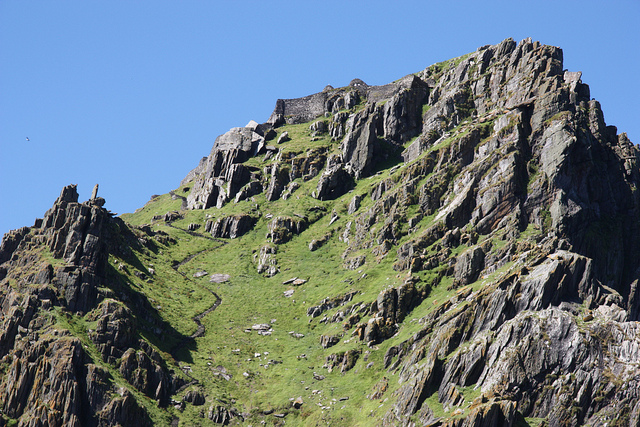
[25,137,29,141]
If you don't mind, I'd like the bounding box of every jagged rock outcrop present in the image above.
[1,184,113,315]
[453,246,485,287]
[266,216,307,244]
[332,38,640,424]
[341,103,381,179]
[185,126,264,209]
[205,214,257,239]
[208,405,242,424]
[0,333,151,427]
[0,186,178,425]
[315,164,353,201]
[182,70,432,207]
[255,244,278,277]
[88,299,137,363]
[119,342,173,405]
[319,334,341,349]
[325,349,361,373]
[307,291,358,318]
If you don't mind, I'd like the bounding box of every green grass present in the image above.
[120,191,185,227]
[114,171,423,425]
[99,65,559,425]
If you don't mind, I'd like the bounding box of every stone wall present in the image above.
[268,91,329,125]
[267,75,428,127]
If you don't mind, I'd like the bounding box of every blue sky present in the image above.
[2,1,639,236]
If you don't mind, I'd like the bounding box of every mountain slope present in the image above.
[2,37,640,426]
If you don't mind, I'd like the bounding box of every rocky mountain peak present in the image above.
[2,37,640,426]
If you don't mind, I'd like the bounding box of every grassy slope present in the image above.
[111,101,543,425]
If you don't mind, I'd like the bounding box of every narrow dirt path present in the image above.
[169,259,224,357]
[169,286,222,358]
[162,214,230,425]
[165,219,229,358]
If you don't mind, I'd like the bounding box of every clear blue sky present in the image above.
[2,1,639,236]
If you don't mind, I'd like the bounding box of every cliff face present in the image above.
[2,37,640,426]
[0,186,181,426]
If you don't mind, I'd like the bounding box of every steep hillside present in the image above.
[2,37,640,426]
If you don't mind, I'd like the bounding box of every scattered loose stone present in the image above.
[282,277,307,285]
[252,324,270,330]
[193,271,208,278]
[293,396,304,409]
[329,211,339,225]
[210,273,231,283]
[277,131,290,144]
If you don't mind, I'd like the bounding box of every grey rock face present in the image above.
[329,111,350,141]
[341,104,381,179]
[256,244,278,277]
[183,390,206,406]
[383,247,640,426]
[381,75,429,144]
[266,216,307,244]
[315,165,353,201]
[319,334,340,349]
[205,214,256,239]
[309,120,327,136]
[185,125,262,210]
[453,246,484,287]
[87,299,137,364]
[347,194,362,214]
[213,126,264,153]
[56,183,80,203]
[264,163,289,202]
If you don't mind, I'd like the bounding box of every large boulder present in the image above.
[315,165,353,201]
[453,246,485,287]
